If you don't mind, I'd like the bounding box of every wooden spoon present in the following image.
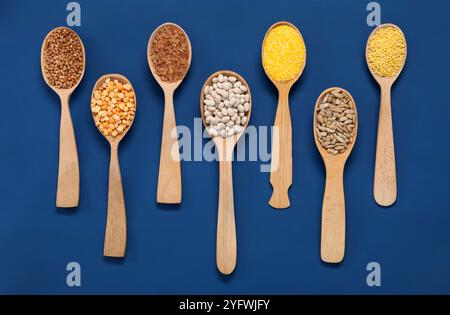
[91,74,136,258]
[147,22,192,204]
[41,26,85,208]
[262,21,306,209]
[200,70,252,275]
[313,88,358,263]
[366,23,407,207]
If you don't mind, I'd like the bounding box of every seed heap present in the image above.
[262,24,306,82]
[43,28,84,89]
[203,74,250,138]
[149,24,190,83]
[91,78,136,137]
[316,89,356,155]
[367,26,406,77]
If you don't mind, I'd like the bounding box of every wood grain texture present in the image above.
[366,23,407,207]
[91,74,136,258]
[200,70,252,275]
[216,141,237,275]
[41,26,85,208]
[321,164,345,263]
[269,83,292,209]
[156,85,182,204]
[262,21,306,209]
[56,90,79,207]
[147,22,192,204]
[313,87,358,264]
[104,144,127,257]
[374,83,397,206]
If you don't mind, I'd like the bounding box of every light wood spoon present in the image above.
[147,22,192,204]
[200,70,252,275]
[313,88,358,263]
[91,74,136,258]
[262,21,306,209]
[366,23,407,207]
[41,26,85,208]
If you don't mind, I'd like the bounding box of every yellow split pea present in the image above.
[91,79,136,137]
[367,26,407,77]
[263,25,306,82]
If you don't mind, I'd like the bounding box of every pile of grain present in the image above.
[43,28,84,89]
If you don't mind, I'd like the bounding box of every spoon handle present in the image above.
[216,146,237,275]
[157,89,182,204]
[269,86,292,209]
[321,164,345,263]
[374,84,397,206]
[104,144,127,257]
[56,93,79,208]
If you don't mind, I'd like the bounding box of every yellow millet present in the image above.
[263,25,306,82]
[367,26,406,77]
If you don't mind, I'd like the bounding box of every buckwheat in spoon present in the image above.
[201,71,252,275]
[41,27,85,207]
[314,88,358,263]
[91,74,136,257]
[148,23,191,204]
[366,24,407,206]
[262,21,306,209]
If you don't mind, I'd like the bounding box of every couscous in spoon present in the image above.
[366,23,407,206]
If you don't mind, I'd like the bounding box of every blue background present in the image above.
[0,0,449,294]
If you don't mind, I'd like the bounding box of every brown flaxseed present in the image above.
[149,24,190,83]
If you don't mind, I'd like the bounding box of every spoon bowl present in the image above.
[200,70,252,147]
[200,70,252,275]
[261,21,306,209]
[91,74,136,146]
[262,21,306,88]
[41,27,86,94]
[313,88,358,163]
[366,23,407,87]
[147,22,192,89]
[91,74,136,258]
[313,87,358,263]
[41,26,85,208]
[147,22,192,204]
[366,23,407,207]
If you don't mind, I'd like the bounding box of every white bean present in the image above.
[204,99,215,106]
[204,73,250,138]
